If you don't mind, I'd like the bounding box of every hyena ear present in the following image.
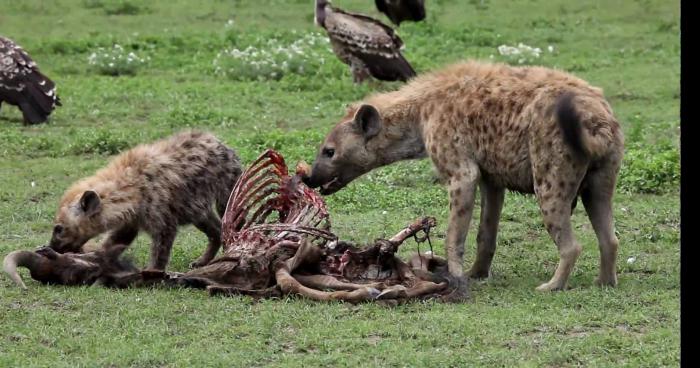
[79,190,101,216]
[353,104,382,139]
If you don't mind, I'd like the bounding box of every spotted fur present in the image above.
[305,60,624,297]
[49,130,243,271]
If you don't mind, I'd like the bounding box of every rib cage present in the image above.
[221,149,335,255]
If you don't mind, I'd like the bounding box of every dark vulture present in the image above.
[375,0,426,26]
[315,0,416,84]
[0,36,61,124]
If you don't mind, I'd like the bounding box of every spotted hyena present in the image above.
[48,130,242,271]
[303,61,624,300]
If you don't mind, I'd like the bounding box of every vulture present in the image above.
[0,36,61,124]
[315,0,416,84]
[375,0,426,26]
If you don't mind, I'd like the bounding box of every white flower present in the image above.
[497,42,544,63]
[548,45,554,53]
[627,257,636,264]
[214,31,328,79]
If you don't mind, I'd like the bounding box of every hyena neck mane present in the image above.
[361,91,427,166]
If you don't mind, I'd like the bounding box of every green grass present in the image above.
[0,0,679,366]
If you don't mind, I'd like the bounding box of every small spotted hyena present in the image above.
[304,61,624,299]
[48,130,242,271]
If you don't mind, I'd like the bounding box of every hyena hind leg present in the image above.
[534,169,587,291]
[190,211,223,268]
[581,163,621,287]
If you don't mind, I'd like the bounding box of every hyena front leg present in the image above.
[442,162,480,302]
[148,225,177,271]
[100,225,139,251]
[468,181,505,279]
[190,211,222,268]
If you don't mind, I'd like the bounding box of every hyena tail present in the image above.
[555,92,618,159]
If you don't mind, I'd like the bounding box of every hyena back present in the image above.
[304,61,624,298]
[49,130,242,271]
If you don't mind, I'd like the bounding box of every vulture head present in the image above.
[314,0,331,26]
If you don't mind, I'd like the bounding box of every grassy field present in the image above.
[0,0,680,366]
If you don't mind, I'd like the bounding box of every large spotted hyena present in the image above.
[303,61,624,300]
[48,130,242,271]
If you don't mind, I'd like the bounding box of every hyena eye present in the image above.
[322,148,335,158]
[53,225,64,235]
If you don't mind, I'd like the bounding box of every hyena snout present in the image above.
[304,159,370,195]
[48,235,87,254]
[302,162,343,195]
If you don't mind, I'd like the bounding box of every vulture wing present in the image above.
[0,36,60,124]
[323,7,416,81]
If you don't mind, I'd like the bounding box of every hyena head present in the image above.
[50,190,104,253]
[304,104,383,195]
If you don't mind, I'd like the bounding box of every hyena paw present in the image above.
[535,280,568,292]
[594,275,618,288]
[440,275,470,303]
[467,268,490,280]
